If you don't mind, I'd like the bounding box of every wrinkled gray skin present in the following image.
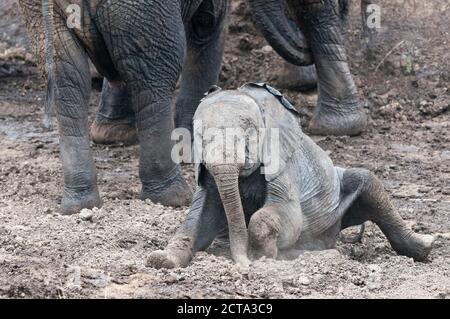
[93,0,369,144]
[147,84,435,269]
[276,0,379,92]
[249,0,367,136]
[18,0,229,214]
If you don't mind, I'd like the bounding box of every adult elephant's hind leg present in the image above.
[342,169,435,261]
[53,16,101,215]
[299,0,367,136]
[275,62,317,92]
[90,79,137,146]
[175,0,228,132]
[96,0,192,207]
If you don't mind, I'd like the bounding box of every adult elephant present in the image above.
[250,0,367,136]
[94,0,368,141]
[275,0,379,92]
[18,0,229,214]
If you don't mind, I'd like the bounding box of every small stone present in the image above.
[79,209,94,222]
[298,276,311,286]
[261,45,273,54]
[164,274,178,284]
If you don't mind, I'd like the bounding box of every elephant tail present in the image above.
[42,0,57,129]
[340,222,366,244]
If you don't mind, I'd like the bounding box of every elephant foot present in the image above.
[308,107,367,136]
[61,187,102,216]
[90,120,138,146]
[146,250,187,269]
[141,175,192,207]
[275,63,317,92]
[391,232,435,262]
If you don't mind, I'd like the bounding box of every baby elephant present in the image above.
[147,83,435,268]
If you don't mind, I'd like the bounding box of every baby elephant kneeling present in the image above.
[147,83,434,268]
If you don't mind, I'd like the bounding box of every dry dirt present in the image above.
[0,0,449,299]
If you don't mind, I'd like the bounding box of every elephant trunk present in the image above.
[248,0,312,66]
[41,0,56,129]
[209,164,250,267]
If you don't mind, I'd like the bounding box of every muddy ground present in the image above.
[0,0,449,299]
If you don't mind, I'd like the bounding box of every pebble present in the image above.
[79,209,94,222]
[437,233,450,240]
[298,276,311,286]
[261,45,273,54]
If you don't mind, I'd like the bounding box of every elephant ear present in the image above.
[194,163,204,186]
[239,83,303,182]
[194,85,223,185]
[200,85,222,102]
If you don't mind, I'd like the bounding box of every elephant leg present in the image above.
[341,169,435,261]
[296,0,367,136]
[275,0,349,92]
[275,62,317,92]
[95,0,192,207]
[248,204,302,260]
[52,15,101,215]
[175,0,228,132]
[90,79,137,146]
[147,185,227,269]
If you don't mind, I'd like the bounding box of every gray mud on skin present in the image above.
[0,0,449,298]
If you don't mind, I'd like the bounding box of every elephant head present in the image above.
[193,83,303,266]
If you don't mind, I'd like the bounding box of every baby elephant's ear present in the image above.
[249,85,303,182]
[201,85,222,102]
[195,163,204,185]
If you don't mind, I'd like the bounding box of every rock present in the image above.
[261,45,273,54]
[79,209,94,222]
[297,276,311,286]
[164,274,178,284]
[437,233,450,240]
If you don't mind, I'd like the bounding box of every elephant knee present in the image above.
[342,168,372,193]
[248,208,281,247]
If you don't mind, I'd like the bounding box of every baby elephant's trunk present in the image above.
[209,164,250,267]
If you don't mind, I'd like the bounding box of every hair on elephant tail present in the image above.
[340,222,366,244]
[42,0,57,130]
